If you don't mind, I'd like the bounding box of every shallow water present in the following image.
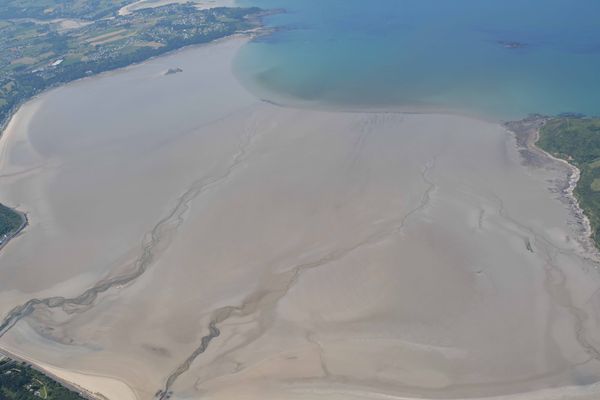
[235,0,600,119]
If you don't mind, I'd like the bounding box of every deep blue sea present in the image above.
[234,0,600,119]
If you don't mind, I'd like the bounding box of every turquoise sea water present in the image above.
[234,0,600,119]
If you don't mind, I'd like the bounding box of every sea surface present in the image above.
[234,0,600,119]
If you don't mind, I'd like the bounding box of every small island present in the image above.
[164,67,183,75]
[498,40,527,49]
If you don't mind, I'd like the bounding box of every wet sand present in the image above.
[1,37,600,400]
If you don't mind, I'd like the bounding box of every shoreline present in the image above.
[119,0,238,16]
[0,102,32,249]
[506,116,599,260]
[0,28,265,132]
[0,347,102,400]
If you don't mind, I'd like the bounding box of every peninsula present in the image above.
[537,117,600,247]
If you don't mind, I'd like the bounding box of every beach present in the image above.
[1,36,600,400]
[118,0,237,16]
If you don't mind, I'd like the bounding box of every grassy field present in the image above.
[0,0,132,20]
[538,117,600,247]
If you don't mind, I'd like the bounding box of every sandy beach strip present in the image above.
[118,0,237,16]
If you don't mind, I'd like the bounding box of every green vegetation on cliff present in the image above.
[538,117,600,246]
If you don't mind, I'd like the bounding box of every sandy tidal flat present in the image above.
[1,37,600,400]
